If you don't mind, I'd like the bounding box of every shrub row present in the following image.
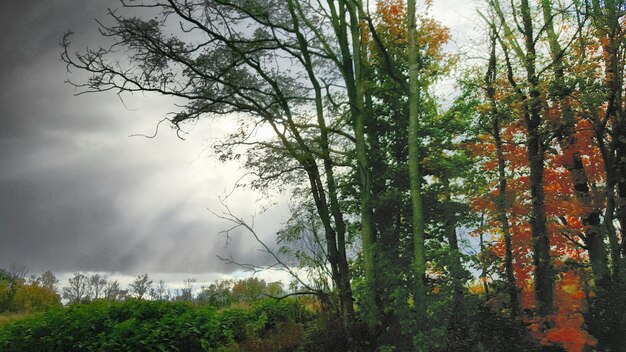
[0,298,313,351]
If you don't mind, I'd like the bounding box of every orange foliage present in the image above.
[373,0,450,74]
[468,63,606,351]
[540,272,597,352]
[418,17,450,58]
[375,0,408,48]
[376,0,406,36]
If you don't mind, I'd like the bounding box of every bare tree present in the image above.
[104,280,127,301]
[7,263,28,281]
[175,278,196,301]
[129,274,153,300]
[150,280,170,301]
[88,274,108,300]
[62,273,89,304]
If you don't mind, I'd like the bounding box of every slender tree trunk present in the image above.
[479,231,490,299]
[493,113,521,315]
[600,139,621,276]
[407,0,427,326]
[485,30,520,315]
[329,0,380,332]
[527,124,554,317]
[442,176,464,326]
[494,123,520,315]
[618,121,626,262]
[352,21,379,337]
[287,0,355,327]
[610,40,626,269]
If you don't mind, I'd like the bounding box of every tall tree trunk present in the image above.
[329,0,380,332]
[520,0,555,317]
[609,29,626,270]
[494,119,520,315]
[485,30,520,315]
[541,0,609,283]
[407,0,427,326]
[287,0,355,327]
[591,0,625,276]
[490,0,554,315]
[527,119,554,318]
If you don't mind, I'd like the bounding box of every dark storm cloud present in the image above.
[0,1,283,275]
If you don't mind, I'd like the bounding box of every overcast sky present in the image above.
[0,0,479,281]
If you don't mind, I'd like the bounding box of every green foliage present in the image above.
[0,298,312,351]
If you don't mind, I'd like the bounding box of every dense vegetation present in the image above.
[3,0,621,350]
[0,299,312,351]
[0,268,541,351]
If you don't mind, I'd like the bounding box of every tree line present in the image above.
[0,267,285,312]
[60,0,626,350]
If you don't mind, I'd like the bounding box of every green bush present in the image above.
[0,298,313,351]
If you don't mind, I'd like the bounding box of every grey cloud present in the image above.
[0,1,284,276]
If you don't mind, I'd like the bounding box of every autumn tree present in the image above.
[232,277,276,302]
[466,1,626,349]
[570,1,626,348]
[0,270,19,312]
[9,283,61,313]
[486,0,558,322]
